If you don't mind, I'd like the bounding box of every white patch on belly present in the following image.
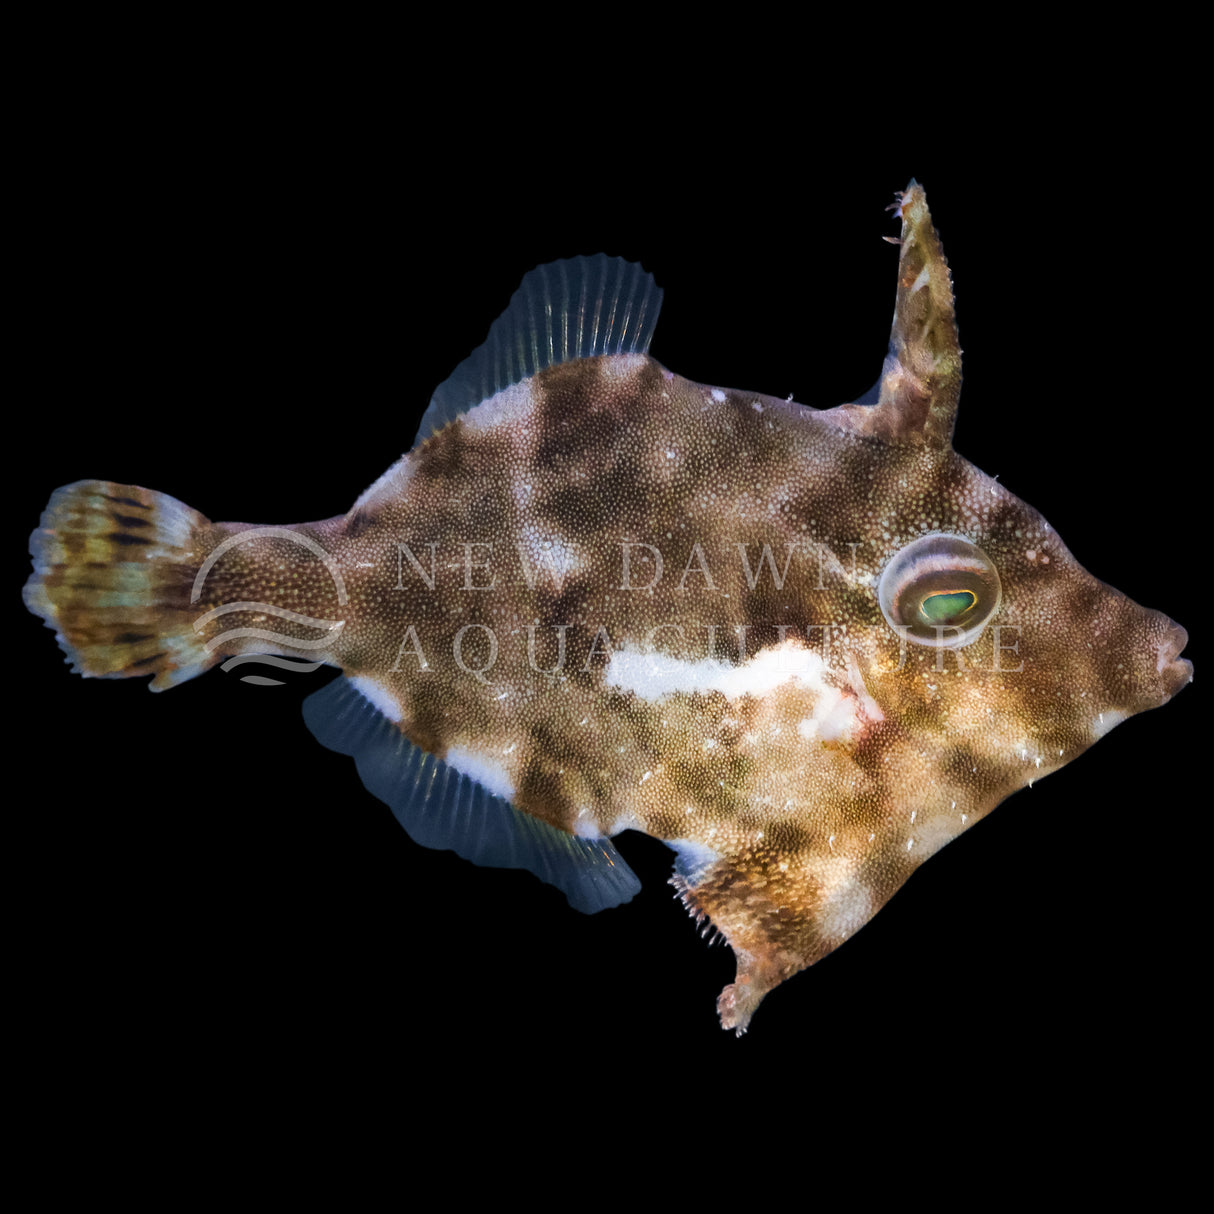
[607,807,643,836]
[350,674,403,723]
[605,641,830,702]
[571,806,602,838]
[818,872,874,942]
[796,685,857,742]
[669,837,722,883]
[445,745,516,801]
[1092,708,1127,739]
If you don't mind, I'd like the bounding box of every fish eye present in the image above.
[878,534,1002,647]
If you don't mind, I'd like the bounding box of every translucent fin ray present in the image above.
[24,480,216,690]
[413,254,663,443]
[302,676,642,913]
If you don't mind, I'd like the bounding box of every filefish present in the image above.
[24,183,1192,1033]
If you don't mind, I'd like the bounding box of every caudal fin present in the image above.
[24,480,217,691]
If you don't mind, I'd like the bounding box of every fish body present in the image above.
[24,184,1192,1032]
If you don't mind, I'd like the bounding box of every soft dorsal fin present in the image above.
[413,254,663,444]
[833,181,962,448]
[302,676,642,913]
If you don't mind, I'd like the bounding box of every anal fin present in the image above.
[302,676,641,913]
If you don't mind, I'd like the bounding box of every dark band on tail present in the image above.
[25,480,216,691]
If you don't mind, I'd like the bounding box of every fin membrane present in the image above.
[414,254,663,443]
[24,480,217,691]
[302,676,642,913]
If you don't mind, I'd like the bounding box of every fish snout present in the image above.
[1156,618,1193,702]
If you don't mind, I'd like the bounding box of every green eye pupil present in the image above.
[920,590,977,622]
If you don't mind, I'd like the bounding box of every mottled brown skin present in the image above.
[26,185,1192,1032]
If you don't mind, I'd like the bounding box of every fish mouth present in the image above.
[1157,620,1193,701]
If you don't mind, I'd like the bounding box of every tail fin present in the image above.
[24,480,217,691]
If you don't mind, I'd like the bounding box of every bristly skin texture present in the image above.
[24,183,1193,1033]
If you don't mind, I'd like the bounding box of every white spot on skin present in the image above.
[845,654,884,724]
[602,807,643,836]
[516,526,583,584]
[461,379,536,435]
[445,745,515,800]
[349,455,417,516]
[598,353,650,384]
[795,680,856,742]
[607,641,832,703]
[711,389,726,402]
[606,640,883,755]
[818,873,874,941]
[1092,708,1127,739]
[670,838,721,881]
[350,675,403,723]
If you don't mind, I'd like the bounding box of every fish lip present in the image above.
[1158,621,1193,700]
[1158,620,1189,668]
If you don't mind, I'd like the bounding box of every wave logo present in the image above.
[190,527,348,686]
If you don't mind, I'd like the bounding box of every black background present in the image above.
[11,63,1202,1129]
